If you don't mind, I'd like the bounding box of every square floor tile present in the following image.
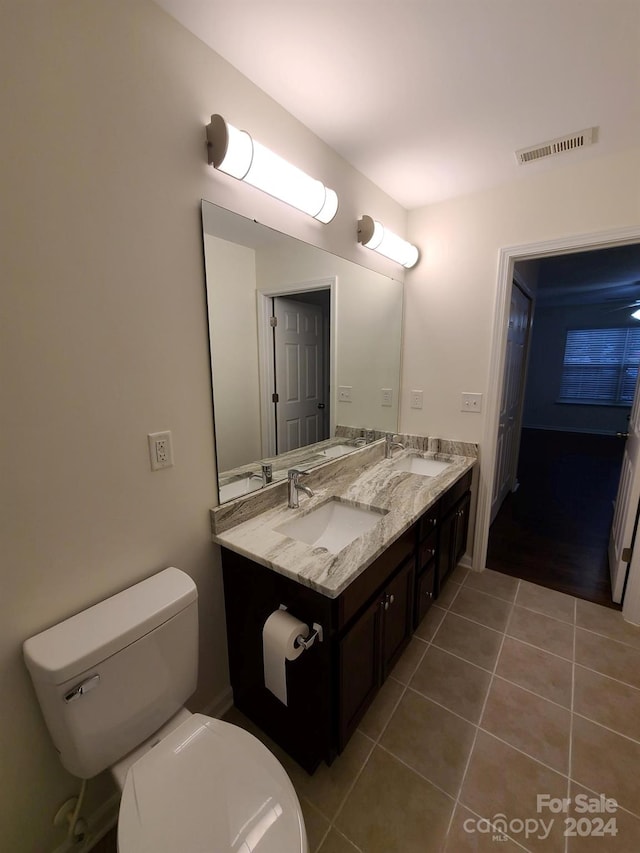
[507,605,574,660]
[573,664,640,742]
[300,797,330,853]
[410,645,492,723]
[437,578,463,609]
[388,637,428,684]
[432,611,504,670]
[576,599,640,650]
[317,828,361,853]
[515,581,575,624]
[481,678,571,773]
[380,690,476,796]
[335,746,454,853]
[414,604,446,642]
[568,782,640,853]
[496,637,573,707]
[288,730,374,821]
[450,586,513,631]
[575,628,640,690]
[357,676,404,741]
[571,715,640,815]
[460,731,568,852]
[444,805,527,852]
[463,568,519,602]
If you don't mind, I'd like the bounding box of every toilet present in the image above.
[23,567,307,852]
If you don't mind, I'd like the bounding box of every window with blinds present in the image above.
[559,327,640,405]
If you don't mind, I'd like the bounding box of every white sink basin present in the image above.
[275,498,387,554]
[394,456,451,477]
[320,444,355,459]
[219,476,262,502]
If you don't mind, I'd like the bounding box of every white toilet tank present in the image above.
[23,567,198,779]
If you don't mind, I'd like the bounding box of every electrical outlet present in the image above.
[461,392,483,413]
[381,388,393,407]
[338,386,352,402]
[410,390,423,410]
[148,430,174,470]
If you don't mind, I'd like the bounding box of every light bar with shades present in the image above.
[357,215,420,268]
[206,114,338,224]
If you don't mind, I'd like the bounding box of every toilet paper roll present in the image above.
[262,609,308,706]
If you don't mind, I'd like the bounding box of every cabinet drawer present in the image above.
[417,532,437,573]
[338,526,415,629]
[415,566,436,625]
[419,505,439,541]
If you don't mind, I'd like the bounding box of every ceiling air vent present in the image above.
[515,127,597,165]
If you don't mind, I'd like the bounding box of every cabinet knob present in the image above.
[389,594,395,605]
[425,591,433,599]
[383,600,389,611]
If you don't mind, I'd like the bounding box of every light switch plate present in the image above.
[461,392,482,412]
[338,386,352,402]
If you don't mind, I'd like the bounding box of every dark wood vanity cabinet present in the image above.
[220,468,472,775]
[437,471,472,592]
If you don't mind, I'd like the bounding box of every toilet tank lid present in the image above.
[23,568,197,685]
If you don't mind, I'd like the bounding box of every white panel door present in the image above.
[273,297,326,453]
[491,283,532,521]
[609,367,640,603]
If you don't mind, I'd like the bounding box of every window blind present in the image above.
[559,327,640,405]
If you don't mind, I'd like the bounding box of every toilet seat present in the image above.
[117,713,307,853]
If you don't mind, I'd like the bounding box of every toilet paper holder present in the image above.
[295,622,324,651]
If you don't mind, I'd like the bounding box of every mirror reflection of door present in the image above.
[273,296,330,453]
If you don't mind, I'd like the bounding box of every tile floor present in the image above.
[92,567,640,852]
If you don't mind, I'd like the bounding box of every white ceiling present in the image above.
[155,0,640,209]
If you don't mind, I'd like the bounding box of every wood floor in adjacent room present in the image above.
[487,428,625,608]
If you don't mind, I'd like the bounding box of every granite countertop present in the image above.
[212,444,476,599]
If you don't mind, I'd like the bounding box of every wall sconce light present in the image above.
[357,215,420,268]
[206,114,338,224]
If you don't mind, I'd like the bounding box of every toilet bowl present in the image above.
[23,567,307,852]
[116,713,307,853]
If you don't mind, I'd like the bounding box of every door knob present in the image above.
[617,432,629,439]
[317,403,325,409]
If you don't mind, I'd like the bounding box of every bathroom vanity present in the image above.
[212,440,475,773]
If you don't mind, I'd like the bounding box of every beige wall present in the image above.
[0,2,407,851]
[402,146,640,445]
[204,235,262,471]
[402,146,640,559]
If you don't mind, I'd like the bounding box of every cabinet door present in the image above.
[437,507,456,593]
[338,596,381,750]
[415,565,436,626]
[453,492,471,566]
[381,558,415,679]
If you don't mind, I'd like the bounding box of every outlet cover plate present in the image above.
[148,430,174,470]
[381,388,393,407]
[410,390,424,410]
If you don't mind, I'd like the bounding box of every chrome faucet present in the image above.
[287,469,314,508]
[385,433,405,459]
[261,463,273,485]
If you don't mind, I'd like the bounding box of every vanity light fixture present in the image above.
[632,309,640,321]
[357,215,420,269]
[206,114,338,223]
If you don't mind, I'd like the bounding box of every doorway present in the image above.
[476,230,640,618]
[257,277,336,459]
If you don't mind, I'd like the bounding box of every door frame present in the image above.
[475,225,640,623]
[257,276,337,458]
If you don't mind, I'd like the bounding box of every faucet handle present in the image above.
[288,468,307,480]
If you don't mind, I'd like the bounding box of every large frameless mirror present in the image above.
[201,200,404,503]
